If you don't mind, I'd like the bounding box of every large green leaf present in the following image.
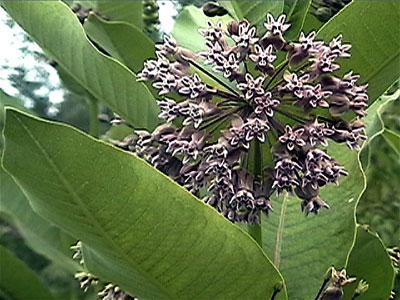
[2,108,288,300]
[317,1,400,104]
[84,14,155,73]
[283,0,311,40]
[74,0,142,29]
[0,167,80,274]
[261,141,364,299]
[1,1,160,130]
[0,245,55,300]
[343,226,396,300]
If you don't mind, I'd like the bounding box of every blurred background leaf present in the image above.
[0,245,55,300]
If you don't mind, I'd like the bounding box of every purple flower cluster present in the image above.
[114,13,368,223]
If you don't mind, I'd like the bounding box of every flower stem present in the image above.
[265,61,289,90]
[189,59,240,97]
[314,279,329,300]
[275,108,309,123]
[87,96,100,138]
[247,140,263,246]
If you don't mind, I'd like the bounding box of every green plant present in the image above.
[1,1,399,299]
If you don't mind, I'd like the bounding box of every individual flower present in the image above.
[250,44,276,74]
[252,91,280,117]
[198,20,225,41]
[237,73,265,100]
[279,125,307,151]
[121,13,368,223]
[230,20,258,48]
[264,13,291,36]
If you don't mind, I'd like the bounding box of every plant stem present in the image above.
[265,61,289,90]
[247,140,262,246]
[87,96,100,138]
[314,279,329,300]
[350,293,361,300]
[275,108,309,123]
[189,59,240,97]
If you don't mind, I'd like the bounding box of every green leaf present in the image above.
[363,91,400,140]
[74,0,143,29]
[2,108,288,300]
[343,225,396,300]
[383,129,400,156]
[217,1,239,19]
[0,167,81,274]
[261,141,364,299]
[259,89,398,299]
[0,245,55,300]
[172,6,238,92]
[301,10,324,34]
[283,0,311,40]
[317,1,400,104]
[360,89,399,171]
[84,14,155,74]
[172,6,233,53]
[230,1,284,29]
[1,1,160,130]
[0,91,32,149]
[0,90,27,124]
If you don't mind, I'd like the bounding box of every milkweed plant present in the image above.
[0,1,399,300]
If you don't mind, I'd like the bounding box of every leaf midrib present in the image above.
[10,113,175,299]
[274,193,289,269]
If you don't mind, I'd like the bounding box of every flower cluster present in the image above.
[115,13,368,223]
